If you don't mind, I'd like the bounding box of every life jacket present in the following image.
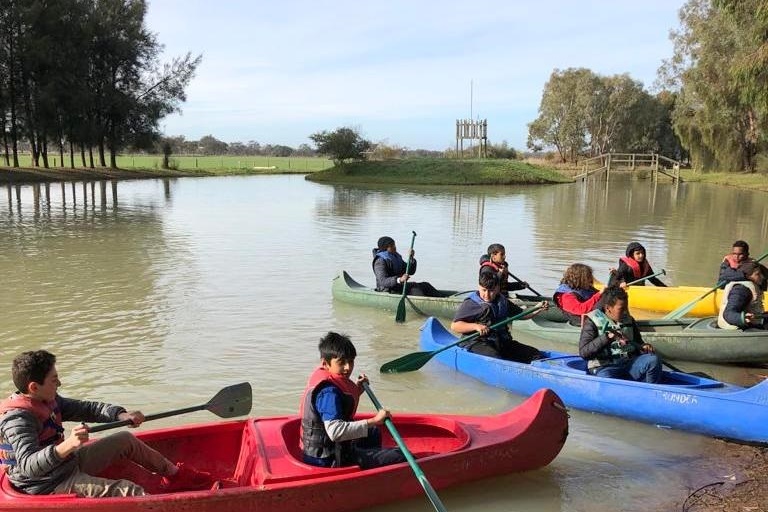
[619,256,651,280]
[717,281,764,330]
[461,292,513,349]
[299,367,362,465]
[584,309,638,370]
[468,291,510,320]
[372,250,407,292]
[553,284,598,325]
[479,257,512,293]
[0,394,64,467]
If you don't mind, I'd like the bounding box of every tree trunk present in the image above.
[40,138,49,168]
[69,141,75,169]
[98,138,106,167]
[80,144,86,167]
[88,146,94,168]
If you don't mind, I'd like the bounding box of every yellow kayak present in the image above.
[595,282,723,317]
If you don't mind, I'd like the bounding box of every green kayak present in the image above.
[331,271,566,322]
[515,315,768,364]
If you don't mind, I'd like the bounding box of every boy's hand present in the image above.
[474,323,489,335]
[367,408,391,426]
[118,410,145,428]
[56,424,89,458]
[356,374,370,388]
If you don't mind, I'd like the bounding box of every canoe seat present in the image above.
[0,477,78,500]
[233,417,361,487]
[565,360,587,372]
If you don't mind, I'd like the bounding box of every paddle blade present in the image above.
[395,297,407,323]
[205,381,252,418]
[380,351,433,373]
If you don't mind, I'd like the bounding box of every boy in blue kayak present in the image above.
[0,350,212,497]
[579,286,662,383]
[300,332,405,469]
[451,273,546,363]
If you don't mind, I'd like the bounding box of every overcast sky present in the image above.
[145,0,685,151]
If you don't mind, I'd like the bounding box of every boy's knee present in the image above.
[104,430,138,449]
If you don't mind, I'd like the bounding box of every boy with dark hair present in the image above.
[372,236,440,297]
[719,240,753,286]
[300,332,405,469]
[0,350,212,497]
[607,242,667,287]
[451,273,545,363]
[579,286,662,383]
[478,243,529,296]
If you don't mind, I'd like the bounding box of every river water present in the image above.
[1,174,767,511]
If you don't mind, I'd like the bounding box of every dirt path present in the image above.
[675,443,768,512]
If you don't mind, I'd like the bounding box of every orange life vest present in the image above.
[0,394,64,467]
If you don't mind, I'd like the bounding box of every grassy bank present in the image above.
[0,155,332,184]
[306,158,571,185]
[681,170,768,192]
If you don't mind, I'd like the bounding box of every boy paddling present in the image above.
[0,350,212,496]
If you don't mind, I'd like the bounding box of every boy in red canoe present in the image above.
[0,350,211,496]
[300,332,405,469]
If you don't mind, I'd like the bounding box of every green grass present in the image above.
[680,170,768,192]
[12,154,333,173]
[306,158,571,185]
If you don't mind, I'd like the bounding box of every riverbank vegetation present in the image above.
[306,158,570,185]
[527,0,768,175]
[0,1,199,170]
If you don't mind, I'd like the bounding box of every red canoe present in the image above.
[0,388,568,512]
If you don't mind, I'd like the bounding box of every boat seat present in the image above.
[234,418,361,487]
[0,476,78,500]
[566,360,587,372]
[683,317,718,330]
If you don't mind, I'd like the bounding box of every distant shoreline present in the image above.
[305,158,571,185]
[0,166,309,184]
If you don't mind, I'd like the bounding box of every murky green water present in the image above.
[1,174,766,511]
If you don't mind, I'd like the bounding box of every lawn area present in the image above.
[681,170,768,192]
[306,158,571,185]
[11,154,333,173]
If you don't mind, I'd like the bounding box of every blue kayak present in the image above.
[419,316,768,444]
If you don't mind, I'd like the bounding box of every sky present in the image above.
[145,0,686,151]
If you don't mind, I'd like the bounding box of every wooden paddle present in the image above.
[362,382,447,512]
[381,305,544,373]
[625,269,666,286]
[663,249,768,320]
[88,382,253,433]
[395,231,417,323]
[508,270,543,296]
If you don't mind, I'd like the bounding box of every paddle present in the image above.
[88,382,253,433]
[361,382,447,512]
[508,270,542,296]
[625,269,666,286]
[395,231,417,323]
[663,249,768,320]
[380,305,544,373]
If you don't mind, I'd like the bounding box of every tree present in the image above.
[309,127,371,164]
[527,68,596,162]
[660,0,766,171]
[198,134,228,154]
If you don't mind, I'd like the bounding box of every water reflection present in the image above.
[1,174,767,511]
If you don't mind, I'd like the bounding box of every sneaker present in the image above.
[160,462,214,492]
